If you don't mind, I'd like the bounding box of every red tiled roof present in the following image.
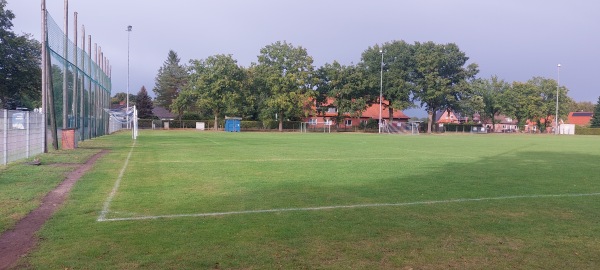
[362,101,409,120]
[568,112,593,126]
[315,98,409,120]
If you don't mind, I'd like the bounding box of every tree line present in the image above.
[150,40,590,133]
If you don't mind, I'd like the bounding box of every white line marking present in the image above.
[97,192,600,222]
[97,140,136,222]
[152,155,477,164]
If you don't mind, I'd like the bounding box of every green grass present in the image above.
[0,147,101,233]
[13,131,600,269]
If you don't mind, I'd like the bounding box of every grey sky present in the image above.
[7,0,600,117]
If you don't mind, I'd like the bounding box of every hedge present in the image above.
[575,126,600,135]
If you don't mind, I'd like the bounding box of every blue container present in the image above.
[224,117,241,132]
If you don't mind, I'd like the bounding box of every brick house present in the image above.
[482,114,519,133]
[304,99,410,129]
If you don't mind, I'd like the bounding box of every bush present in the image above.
[240,121,263,130]
[575,126,600,135]
[365,119,379,130]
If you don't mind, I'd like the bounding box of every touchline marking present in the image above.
[97,140,136,222]
[97,192,600,222]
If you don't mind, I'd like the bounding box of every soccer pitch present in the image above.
[28,130,600,269]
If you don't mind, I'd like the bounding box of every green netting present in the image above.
[45,10,111,140]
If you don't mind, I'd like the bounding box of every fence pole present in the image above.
[72,12,78,131]
[26,111,31,158]
[3,110,8,165]
[80,25,85,141]
[41,0,48,153]
[62,0,68,129]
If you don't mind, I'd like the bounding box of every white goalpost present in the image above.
[106,105,138,139]
[382,121,421,135]
[300,122,331,133]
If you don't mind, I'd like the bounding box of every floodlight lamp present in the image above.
[557,64,561,67]
[127,25,132,31]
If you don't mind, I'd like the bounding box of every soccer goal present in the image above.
[383,121,421,135]
[300,122,332,133]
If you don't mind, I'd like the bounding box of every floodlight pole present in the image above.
[555,64,561,135]
[378,50,383,134]
[126,25,132,130]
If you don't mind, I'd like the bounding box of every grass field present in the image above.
[12,130,600,269]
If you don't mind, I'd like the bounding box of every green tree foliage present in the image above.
[0,0,41,109]
[315,61,369,128]
[135,86,153,119]
[361,41,416,123]
[527,77,572,131]
[502,81,543,128]
[153,50,188,109]
[590,96,600,128]
[470,76,509,130]
[568,101,595,113]
[412,41,479,133]
[181,54,246,130]
[110,92,136,106]
[255,41,316,131]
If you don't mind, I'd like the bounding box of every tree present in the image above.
[527,77,572,132]
[153,50,188,109]
[0,0,41,109]
[111,92,136,106]
[315,61,369,129]
[568,101,595,113]
[471,76,509,130]
[502,81,543,129]
[361,41,415,124]
[412,41,479,133]
[135,86,153,119]
[590,96,600,128]
[255,41,316,131]
[182,54,246,130]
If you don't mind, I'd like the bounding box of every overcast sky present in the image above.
[7,0,600,117]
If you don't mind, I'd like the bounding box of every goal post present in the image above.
[300,122,331,133]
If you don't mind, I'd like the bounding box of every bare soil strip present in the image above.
[0,150,108,270]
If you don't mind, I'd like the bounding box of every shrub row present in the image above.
[575,126,600,135]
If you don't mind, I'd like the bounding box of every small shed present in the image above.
[224,117,241,132]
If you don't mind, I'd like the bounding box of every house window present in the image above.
[308,118,317,125]
[327,107,337,113]
[325,119,332,126]
[345,119,352,126]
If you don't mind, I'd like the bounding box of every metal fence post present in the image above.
[26,111,31,158]
[3,110,7,165]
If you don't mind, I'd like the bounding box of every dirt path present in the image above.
[0,150,108,270]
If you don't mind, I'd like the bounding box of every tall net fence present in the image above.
[44,10,113,144]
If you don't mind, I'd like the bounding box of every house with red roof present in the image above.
[523,116,561,133]
[303,98,410,129]
[568,112,593,126]
[436,110,460,124]
[481,114,519,133]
